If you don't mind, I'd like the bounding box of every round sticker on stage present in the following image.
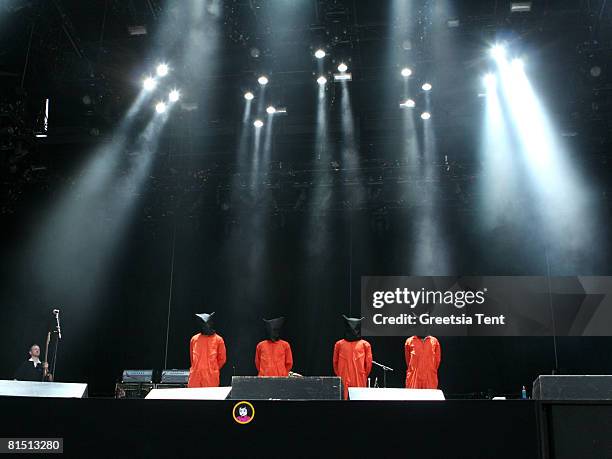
[232,401,255,425]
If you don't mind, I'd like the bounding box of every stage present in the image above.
[3,1,612,457]
[0,397,538,458]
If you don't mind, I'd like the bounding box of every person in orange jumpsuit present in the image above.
[188,312,227,388]
[255,317,293,377]
[333,315,372,399]
[405,335,441,389]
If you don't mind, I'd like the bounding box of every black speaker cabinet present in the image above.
[533,375,612,400]
[535,375,612,459]
[230,376,342,400]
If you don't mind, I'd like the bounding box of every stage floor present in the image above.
[0,398,538,458]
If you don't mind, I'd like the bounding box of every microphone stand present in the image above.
[51,310,62,380]
[372,361,394,388]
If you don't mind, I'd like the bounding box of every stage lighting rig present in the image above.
[490,45,506,61]
[510,2,531,12]
[400,99,416,109]
[156,64,169,77]
[143,77,157,91]
[169,90,180,102]
[333,71,352,82]
[483,74,496,86]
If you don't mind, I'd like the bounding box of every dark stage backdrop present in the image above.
[2,177,612,396]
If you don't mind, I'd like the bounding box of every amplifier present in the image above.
[121,369,153,383]
[115,383,154,399]
[155,383,187,390]
[160,369,189,384]
[230,376,342,400]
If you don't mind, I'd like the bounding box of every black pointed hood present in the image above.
[342,315,364,341]
[195,312,216,336]
[263,317,284,342]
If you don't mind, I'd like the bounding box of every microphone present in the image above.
[52,308,61,339]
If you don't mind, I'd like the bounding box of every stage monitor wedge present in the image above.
[0,380,87,398]
[160,369,189,384]
[348,388,445,401]
[145,387,231,400]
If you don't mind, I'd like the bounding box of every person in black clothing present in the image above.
[14,344,52,382]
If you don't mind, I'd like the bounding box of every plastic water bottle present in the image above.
[521,385,527,399]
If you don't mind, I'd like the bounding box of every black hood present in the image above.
[263,317,284,342]
[195,312,216,336]
[342,315,364,341]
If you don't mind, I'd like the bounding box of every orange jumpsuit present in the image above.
[405,336,441,389]
[333,339,373,399]
[188,333,227,387]
[255,339,293,377]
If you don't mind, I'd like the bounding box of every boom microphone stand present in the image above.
[372,361,394,388]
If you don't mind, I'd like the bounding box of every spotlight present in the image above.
[591,66,602,78]
[512,58,524,69]
[317,76,327,85]
[244,91,254,100]
[128,25,147,36]
[314,49,326,59]
[258,76,269,86]
[400,98,416,108]
[143,77,156,91]
[483,73,496,86]
[447,19,460,28]
[337,63,348,73]
[155,101,167,114]
[422,82,432,91]
[156,63,169,77]
[401,67,412,77]
[333,73,352,82]
[510,1,532,12]
[421,112,431,120]
[490,45,506,60]
[169,89,180,102]
[253,119,264,128]
[266,106,276,114]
